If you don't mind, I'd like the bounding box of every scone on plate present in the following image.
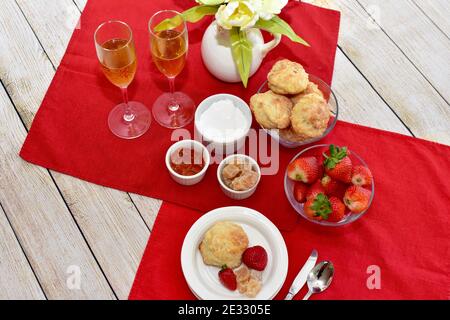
[268,59,309,95]
[199,221,249,269]
[291,94,330,140]
[291,82,324,105]
[250,90,292,129]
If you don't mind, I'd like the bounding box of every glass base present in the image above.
[152,92,195,129]
[108,101,151,139]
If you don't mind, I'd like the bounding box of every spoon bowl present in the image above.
[303,261,334,300]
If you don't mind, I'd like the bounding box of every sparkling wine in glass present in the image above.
[149,10,195,129]
[95,21,151,139]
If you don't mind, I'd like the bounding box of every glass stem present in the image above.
[121,87,135,122]
[168,77,179,112]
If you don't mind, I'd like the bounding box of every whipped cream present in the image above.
[198,99,249,143]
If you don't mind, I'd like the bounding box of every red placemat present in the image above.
[129,123,450,300]
[19,0,340,231]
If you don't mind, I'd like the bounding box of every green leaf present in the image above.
[230,27,253,87]
[323,145,348,169]
[311,193,332,219]
[255,16,310,47]
[154,5,219,32]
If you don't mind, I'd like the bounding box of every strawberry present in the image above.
[304,193,330,221]
[323,145,352,183]
[306,180,326,200]
[327,197,346,222]
[321,175,347,198]
[242,246,268,271]
[293,182,308,203]
[219,266,237,291]
[351,165,373,187]
[287,157,321,184]
[344,185,372,213]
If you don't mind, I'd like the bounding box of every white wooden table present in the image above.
[0,0,448,299]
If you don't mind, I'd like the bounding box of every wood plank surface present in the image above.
[357,0,450,103]
[0,80,115,299]
[335,0,450,145]
[73,0,87,12]
[412,0,450,38]
[0,204,46,300]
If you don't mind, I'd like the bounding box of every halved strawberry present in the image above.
[306,180,326,200]
[293,182,309,203]
[344,185,372,213]
[327,197,346,222]
[242,246,268,271]
[219,266,237,291]
[321,175,347,198]
[351,165,373,187]
[287,157,321,184]
[323,145,352,183]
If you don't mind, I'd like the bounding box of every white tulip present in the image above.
[215,1,260,30]
[250,0,288,20]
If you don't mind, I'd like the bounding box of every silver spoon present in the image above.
[303,261,334,300]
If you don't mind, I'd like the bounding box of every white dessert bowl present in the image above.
[217,154,261,200]
[165,140,211,186]
[195,94,252,156]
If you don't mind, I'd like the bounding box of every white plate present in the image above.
[181,206,288,300]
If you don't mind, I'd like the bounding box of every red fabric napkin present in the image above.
[19,0,340,231]
[129,123,450,300]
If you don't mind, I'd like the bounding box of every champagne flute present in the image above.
[149,10,195,129]
[94,20,151,139]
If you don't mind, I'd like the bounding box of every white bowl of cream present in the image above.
[195,94,252,155]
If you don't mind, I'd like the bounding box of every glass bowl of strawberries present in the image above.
[284,144,375,226]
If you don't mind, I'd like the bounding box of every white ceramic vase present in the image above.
[201,21,281,83]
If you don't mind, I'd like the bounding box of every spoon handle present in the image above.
[302,290,313,300]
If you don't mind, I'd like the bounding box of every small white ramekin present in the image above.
[166,140,211,186]
[195,94,252,156]
[217,154,261,200]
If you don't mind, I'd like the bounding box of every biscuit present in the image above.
[291,82,324,105]
[250,90,292,129]
[199,221,249,269]
[291,94,330,140]
[268,59,309,95]
[278,127,309,143]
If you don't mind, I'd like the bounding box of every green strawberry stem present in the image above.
[311,193,332,219]
[323,145,348,169]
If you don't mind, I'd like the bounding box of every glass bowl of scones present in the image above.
[250,59,338,148]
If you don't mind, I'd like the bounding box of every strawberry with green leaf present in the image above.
[323,145,353,183]
[304,193,346,222]
[304,193,331,221]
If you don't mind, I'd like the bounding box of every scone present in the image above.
[291,94,330,140]
[278,127,308,143]
[291,82,324,105]
[250,90,292,129]
[268,59,309,95]
[199,221,249,269]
